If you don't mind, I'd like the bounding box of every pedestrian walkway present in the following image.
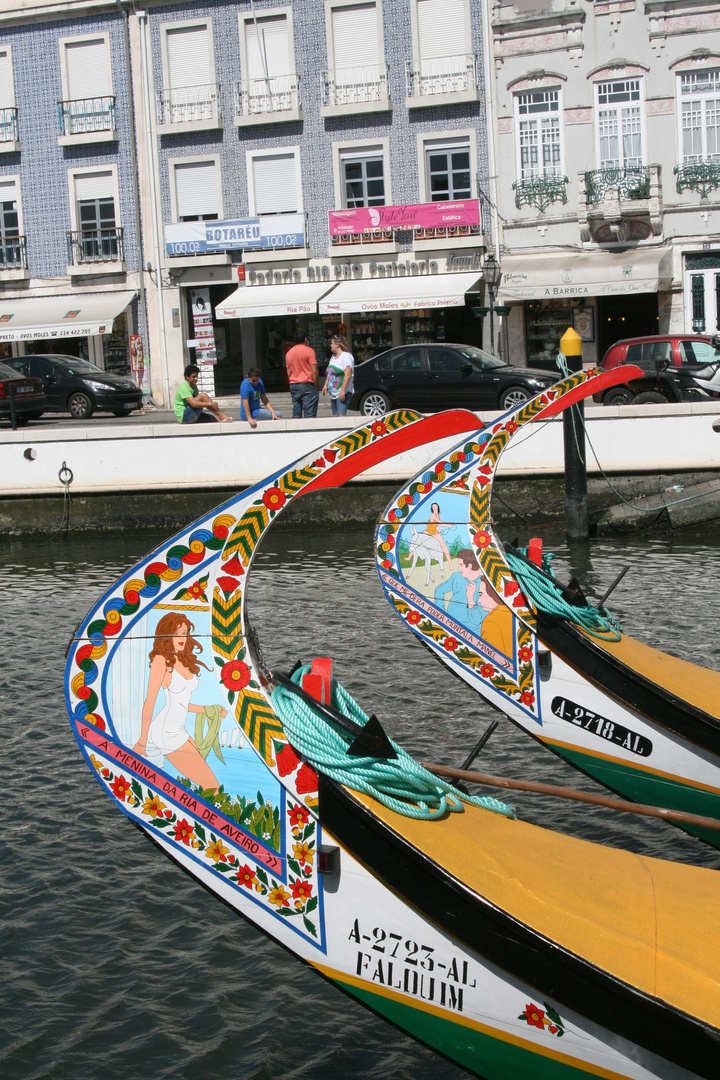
[216,392,348,419]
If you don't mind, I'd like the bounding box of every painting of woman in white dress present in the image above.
[132,611,225,791]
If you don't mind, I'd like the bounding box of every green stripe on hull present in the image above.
[553,745,720,847]
[335,978,601,1080]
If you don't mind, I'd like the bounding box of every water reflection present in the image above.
[2,526,719,1080]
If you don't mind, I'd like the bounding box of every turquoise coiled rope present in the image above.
[270,666,514,822]
[505,549,622,641]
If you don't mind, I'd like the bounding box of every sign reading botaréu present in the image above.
[165,214,304,257]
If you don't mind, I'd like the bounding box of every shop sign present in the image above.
[165,214,304,256]
[329,200,479,236]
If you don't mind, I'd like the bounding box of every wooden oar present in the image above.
[421,762,720,833]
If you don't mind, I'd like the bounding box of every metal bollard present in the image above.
[8,383,17,430]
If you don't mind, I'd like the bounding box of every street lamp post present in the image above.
[481,254,503,356]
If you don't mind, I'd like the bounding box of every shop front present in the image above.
[0,290,137,373]
[498,248,671,369]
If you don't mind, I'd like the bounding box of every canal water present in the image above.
[2,522,720,1080]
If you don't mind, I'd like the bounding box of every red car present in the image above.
[0,361,46,426]
[593,334,720,405]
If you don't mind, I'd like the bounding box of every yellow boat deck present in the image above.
[581,630,720,722]
[353,789,720,1029]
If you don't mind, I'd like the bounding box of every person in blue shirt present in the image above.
[434,548,486,633]
[240,367,283,428]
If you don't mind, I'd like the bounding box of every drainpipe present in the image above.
[137,9,171,408]
[115,0,151,398]
[480,0,500,261]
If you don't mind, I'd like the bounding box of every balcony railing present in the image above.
[321,64,388,108]
[0,234,26,268]
[67,227,124,265]
[413,224,481,241]
[234,74,300,117]
[674,160,720,200]
[406,53,479,99]
[331,228,395,247]
[0,107,18,143]
[512,173,569,213]
[58,96,115,136]
[585,167,651,204]
[157,84,221,126]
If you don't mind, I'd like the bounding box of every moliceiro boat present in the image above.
[378,369,720,849]
[65,366,720,1080]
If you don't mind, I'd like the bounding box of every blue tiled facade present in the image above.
[0,11,139,279]
[149,0,489,257]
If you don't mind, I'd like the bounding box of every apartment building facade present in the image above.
[489,0,720,368]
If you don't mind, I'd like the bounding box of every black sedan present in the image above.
[6,354,142,419]
[0,361,46,425]
[349,343,558,416]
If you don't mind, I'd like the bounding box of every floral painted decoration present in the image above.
[519,1002,566,1037]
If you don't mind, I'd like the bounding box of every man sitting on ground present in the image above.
[240,367,283,428]
[174,364,232,424]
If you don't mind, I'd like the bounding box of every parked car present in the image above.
[349,343,558,417]
[5,354,142,419]
[0,361,46,425]
[593,334,720,405]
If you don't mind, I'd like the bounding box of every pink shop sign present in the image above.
[328,200,479,237]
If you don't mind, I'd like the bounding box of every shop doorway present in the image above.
[597,293,659,360]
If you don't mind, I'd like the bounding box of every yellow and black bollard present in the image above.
[560,327,588,541]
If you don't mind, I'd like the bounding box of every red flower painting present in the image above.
[236,864,257,889]
[262,487,286,511]
[174,818,195,845]
[221,660,251,691]
[520,1003,546,1029]
[111,775,132,802]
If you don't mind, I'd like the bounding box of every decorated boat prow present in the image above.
[65,375,720,1080]
[376,368,720,848]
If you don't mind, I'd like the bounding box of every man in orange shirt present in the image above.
[285,329,319,418]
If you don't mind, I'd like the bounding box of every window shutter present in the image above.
[175,161,218,217]
[417,0,466,60]
[332,4,379,71]
[0,50,12,109]
[167,25,211,89]
[246,16,290,81]
[0,178,17,200]
[65,39,109,100]
[75,171,115,201]
[252,154,298,214]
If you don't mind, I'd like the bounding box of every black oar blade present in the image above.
[347,714,397,760]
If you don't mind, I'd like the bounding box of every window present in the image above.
[415,0,469,93]
[428,347,469,372]
[162,23,217,124]
[173,160,220,221]
[392,348,423,371]
[679,338,720,364]
[625,340,672,367]
[247,150,301,215]
[341,147,385,207]
[0,178,19,266]
[516,91,562,179]
[0,47,17,142]
[74,171,119,260]
[325,2,385,105]
[680,69,720,164]
[425,139,471,200]
[240,13,296,115]
[595,80,644,169]
[60,37,114,135]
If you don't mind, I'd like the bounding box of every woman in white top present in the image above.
[132,611,224,791]
[322,335,355,416]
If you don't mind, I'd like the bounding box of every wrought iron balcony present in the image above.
[585,167,650,204]
[67,227,124,265]
[406,53,479,99]
[413,224,481,241]
[321,64,388,108]
[331,227,395,247]
[674,160,720,200]
[58,96,115,136]
[234,74,300,118]
[0,107,18,143]
[157,84,221,126]
[512,173,569,213]
[0,234,26,268]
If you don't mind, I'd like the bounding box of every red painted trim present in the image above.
[301,410,481,494]
[533,366,645,420]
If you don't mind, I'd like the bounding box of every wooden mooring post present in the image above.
[560,327,588,541]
